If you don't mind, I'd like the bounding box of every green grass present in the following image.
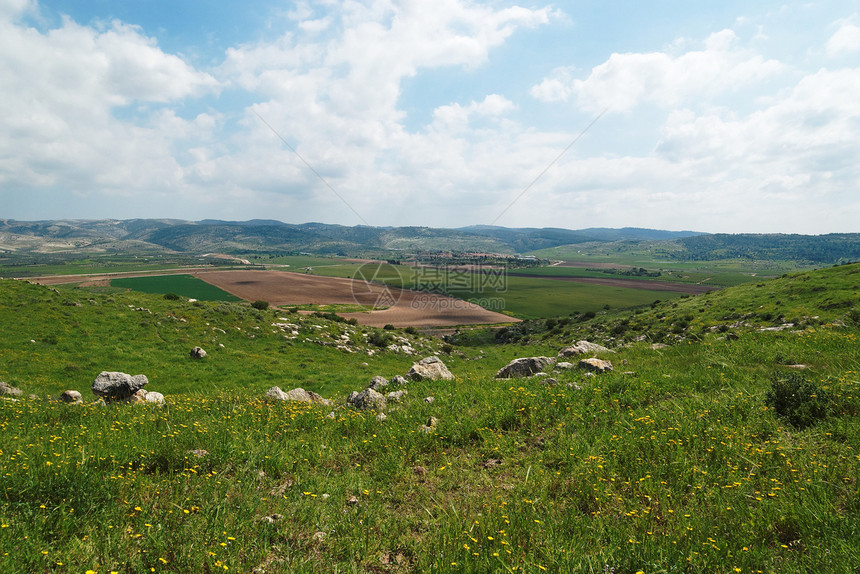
[1,270,859,572]
[111,275,242,302]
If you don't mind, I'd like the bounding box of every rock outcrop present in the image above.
[347,388,386,411]
[578,358,614,373]
[265,386,331,405]
[0,381,22,397]
[91,371,148,401]
[495,357,556,379]
[558,341,612,357]
[408,356,454,381]
[190,346,207,359]
[59,390,83,404]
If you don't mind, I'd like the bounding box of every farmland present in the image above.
[111,275,241,302]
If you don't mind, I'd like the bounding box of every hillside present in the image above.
[0,267,858,572]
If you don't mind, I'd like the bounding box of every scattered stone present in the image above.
[412,465,427,477]
[621,371,636,376]
[583,372,595,378]
[389,375,409,386]
[479,458,503,469]
[786,364,810,369]
[145,391,165,404]
[312,531,327,542]
[423,396,434,404]
[347,388,387,411]
[554,362,575,371]
[188,449,210,458]
[59,390,83,404]
[578,358,613,373]
[123,389,149,404]
[376,412,388,422]
[190,346,207,359]
[327,411,336,419]
[558,341,612,357]
[650,343,668,350]
[386,390,408,403]
[566,382,583,390]
[265,386,289,401]
[368,376,389,390]
[360,362,369,367]
[495,357,556,379]
[91,371,148,401]
[0,382,23,397]
[260,514,284,524]
[541,378,558,385]
[408,356,454,381]
[419,416,438,433]
[347,496,359,505]
[265,386,331,405]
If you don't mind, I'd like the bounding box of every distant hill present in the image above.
[1,218,858,264]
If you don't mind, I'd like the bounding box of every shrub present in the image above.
[383,324,395,330]
[765,372,834,430]
[404,326,418,336]
[163,293,180,300]
[251,300,269,310]
[367,331,393,348]
[441,343,454,354]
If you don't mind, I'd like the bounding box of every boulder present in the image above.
[190,346,207,359]
[348,388,387,411]
[0,382,22,397]
[408,356,454,381]
[145,391,165,404]
[578,358,614,373]
[389,375,409,386]
[91,371,148,400]
[123,389,149,404]
[265,386,331,405]
[558,340,612,357]
[495,357,556,379]
[554,362,575,370]
[59,390,83,404]
[386,390,408,403]
[265,386,289,401]
[368,376,389,390]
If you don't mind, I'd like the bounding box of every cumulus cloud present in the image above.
[827,20,860,56]
[0,6,219,204]
[531,29,785,113]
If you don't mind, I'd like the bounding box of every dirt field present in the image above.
[197,270,518,328]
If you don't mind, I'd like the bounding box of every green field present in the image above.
[111,275,241,302]
[1,266,859,572]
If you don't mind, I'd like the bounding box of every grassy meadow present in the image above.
[0,264,859,572]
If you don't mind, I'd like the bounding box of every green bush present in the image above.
[367,331,393,348]
[251,300,269,310]
[163,292,180,300]
[765,372,834,429]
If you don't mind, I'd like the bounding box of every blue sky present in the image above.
[1,0,859,233]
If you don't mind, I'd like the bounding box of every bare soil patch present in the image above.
[197,270,518,328]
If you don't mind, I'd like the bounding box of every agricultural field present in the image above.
[195,270,515,327]
[0,265,859,572]
[111,275,241,302]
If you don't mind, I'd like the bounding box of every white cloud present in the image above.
[827,20,860,56]
[0,7,219,202]
[532,29,785,113]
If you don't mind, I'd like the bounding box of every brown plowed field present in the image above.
[196,270,518,328]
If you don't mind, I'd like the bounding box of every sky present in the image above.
[1,0,859,233]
